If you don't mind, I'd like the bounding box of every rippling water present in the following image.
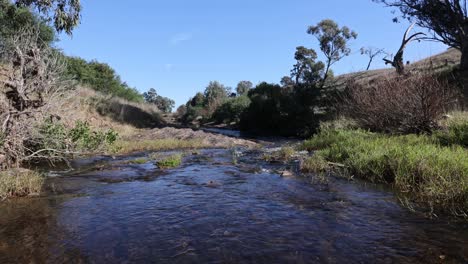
[0,149,467,263]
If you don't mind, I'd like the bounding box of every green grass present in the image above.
[156,154,183,169]
[301,128,468,214]
[0,169,44,200]
[435,112,468,147]
[300,155,329,174]
[110,139,207,154]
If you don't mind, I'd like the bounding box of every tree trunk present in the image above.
[460,30,468,106]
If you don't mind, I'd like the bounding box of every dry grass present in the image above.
[0,169,44,199]
[335,48,461,87]
[57,87,163,137]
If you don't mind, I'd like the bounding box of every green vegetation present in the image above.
[264,147,296,162]
[300,155,329,174]
[14,0,81,34]
[213,95,251,124]
[0,0,55,44]
[435,113,468,147]
[181,19,356,137]
[39,120,118,157]
[0,169,43,200]
[143,88,175,113]
[301,128,468,214]
[66,57,144,102]
[111,139,207,155]
[156,154,183,169]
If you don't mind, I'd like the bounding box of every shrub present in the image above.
[213,95,251,124]
[156,154,183,169]
[35,120,118,161]
[341,74,457,133]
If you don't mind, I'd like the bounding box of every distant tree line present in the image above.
[180,19,357,137]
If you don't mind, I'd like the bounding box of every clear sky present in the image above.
[57,0,449,108]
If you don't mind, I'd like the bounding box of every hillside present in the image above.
[335,48,461,86]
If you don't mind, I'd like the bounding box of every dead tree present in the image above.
[0,28,70,168]
[383,23,426,75]
[361,47,386,71]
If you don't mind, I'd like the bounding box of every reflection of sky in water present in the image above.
[1,149,468,263]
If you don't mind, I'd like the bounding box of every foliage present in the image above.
[156,154,183,169]
[182,82,230,123]
[240,82,323,137]
[15,0,81,34]
[143,88,175,113]
[66,56,144,102]
[302,128,468,214]
[213,95,251,124]
[38,120,118,157]
[0,0,55,44]
[68,121,118,150]
[236,81,253,96]
[307,19,357,85]
[291,46,325,85]
[204,81,229,113]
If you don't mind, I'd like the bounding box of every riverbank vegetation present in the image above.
[0,0,179,198]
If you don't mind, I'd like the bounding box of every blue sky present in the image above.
[58,0,449,108]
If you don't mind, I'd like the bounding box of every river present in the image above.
[0,136,468,263]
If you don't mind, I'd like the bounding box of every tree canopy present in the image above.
[15,0,81,34]
[0,0,55,43]
[307,19,357,86]
[143,88,175,113]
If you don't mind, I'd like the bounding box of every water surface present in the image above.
[1,149,467,263]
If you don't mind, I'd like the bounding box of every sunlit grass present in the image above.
[156,154,183,169]
[301,128,468,214]
[0,169,44,199]
[109,139,208,154]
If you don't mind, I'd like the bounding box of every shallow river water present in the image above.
[1,148,468,263]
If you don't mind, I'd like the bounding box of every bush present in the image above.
[35,120,118,160]
[66,57,144,102]
[302,128,468,214]
[213,95,251,124]
[341,74,457,133]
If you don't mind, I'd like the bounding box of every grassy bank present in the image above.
[0,169,44,200]
[109,139,208,155]
[301,128,468,215]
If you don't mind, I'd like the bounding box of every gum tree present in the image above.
[307,19,357,87]
[15,0,81,34]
